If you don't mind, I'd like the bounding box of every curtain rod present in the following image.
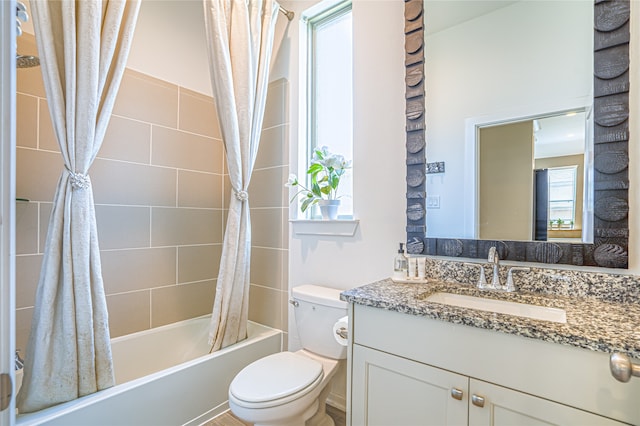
[279,5,294,21]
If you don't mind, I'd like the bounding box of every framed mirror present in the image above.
[403,0,630,268]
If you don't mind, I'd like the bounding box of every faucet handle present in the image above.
[464,263,488,289]
[488,246,499,263]
[506,267,530,292]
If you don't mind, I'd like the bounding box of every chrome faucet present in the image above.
[488,247,501,290]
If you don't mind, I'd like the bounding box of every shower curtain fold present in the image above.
[16,0,140,413]
[203,0,279,351]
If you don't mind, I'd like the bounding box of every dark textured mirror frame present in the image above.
[404,0,630,268]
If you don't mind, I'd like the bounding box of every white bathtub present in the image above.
[16,316,282,426]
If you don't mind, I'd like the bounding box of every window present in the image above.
[548,166,577,228]
[303,1,353,218]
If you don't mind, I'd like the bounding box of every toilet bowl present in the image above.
[229,350,339,426]
[228,285,347,426]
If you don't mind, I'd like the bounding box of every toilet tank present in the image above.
[292,285,348,360]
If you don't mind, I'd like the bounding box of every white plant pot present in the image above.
[318,200,340,220]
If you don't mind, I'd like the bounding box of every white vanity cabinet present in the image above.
[352,345,623,425]
[348,304,639,426]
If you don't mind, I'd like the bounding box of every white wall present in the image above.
[24,0,211,96]
[282,0,406,345]
[424,1,593,238]
[128,0,212,96]
[278,0,406,408]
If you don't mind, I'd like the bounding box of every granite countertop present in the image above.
[341,278,640,359]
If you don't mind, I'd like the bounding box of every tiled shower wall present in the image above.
[247,78,290,344]
[15,34,289,353]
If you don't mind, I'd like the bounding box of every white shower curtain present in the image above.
[17,0,140,413]
[203,0,279,350]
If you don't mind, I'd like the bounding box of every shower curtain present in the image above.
[203,0,279,350]
[17,0,140,413]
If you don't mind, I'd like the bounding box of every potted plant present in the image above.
[286,146,351,220]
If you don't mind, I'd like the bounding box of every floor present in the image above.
[204,411,250,426]
[205,404,346,426]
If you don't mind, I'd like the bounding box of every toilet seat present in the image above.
[229,352,324,409]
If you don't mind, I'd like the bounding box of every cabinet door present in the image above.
[351,344,468,426]
[468,379,626,426]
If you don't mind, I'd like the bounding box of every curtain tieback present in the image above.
[234,190,249,202]
[65,167,91,190]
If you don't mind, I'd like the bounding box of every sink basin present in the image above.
[425,292,567,324]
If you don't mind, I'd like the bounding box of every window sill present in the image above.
[290,219,359,237]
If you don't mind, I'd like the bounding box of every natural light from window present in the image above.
[548,166,577,228]
[306,2,353,218]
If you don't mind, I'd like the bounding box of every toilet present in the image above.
[228,284,347,426]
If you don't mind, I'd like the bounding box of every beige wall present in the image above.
[479,121,534,240]
[15,33,289,354]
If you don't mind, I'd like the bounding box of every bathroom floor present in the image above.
[206,404,346,426]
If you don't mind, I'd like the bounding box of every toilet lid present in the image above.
[230,352,323,403]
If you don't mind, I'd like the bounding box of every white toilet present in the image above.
[228,284,347,426]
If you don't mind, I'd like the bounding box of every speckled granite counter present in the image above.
[341,277,640,359]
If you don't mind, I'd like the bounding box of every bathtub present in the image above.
[15,316,282,426]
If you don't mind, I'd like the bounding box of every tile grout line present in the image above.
[149,290,153,329]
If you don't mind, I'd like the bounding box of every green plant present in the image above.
[285,146,351,212]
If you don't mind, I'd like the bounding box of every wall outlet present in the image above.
[426,195,440,209]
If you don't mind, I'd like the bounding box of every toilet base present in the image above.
[304,384,335,426]
[233,387,336,426]
[249,400,335,426]
[248,399,318,426]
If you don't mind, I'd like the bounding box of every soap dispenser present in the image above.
[393,243,408,280]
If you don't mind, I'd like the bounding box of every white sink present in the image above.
[425,292,567,324]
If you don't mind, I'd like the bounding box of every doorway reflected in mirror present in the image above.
[476,110,591,243]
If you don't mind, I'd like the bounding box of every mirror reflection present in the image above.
[476,110,591,242]
[423,0,594,242]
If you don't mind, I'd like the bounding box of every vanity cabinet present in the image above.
[348,304,639,425]
[352,345,623,425]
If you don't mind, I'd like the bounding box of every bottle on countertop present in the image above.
[393,243,408,280]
